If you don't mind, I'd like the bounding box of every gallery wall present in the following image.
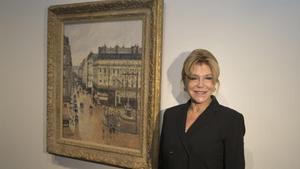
[1,0,300,169]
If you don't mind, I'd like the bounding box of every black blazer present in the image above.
[159,96,245,169]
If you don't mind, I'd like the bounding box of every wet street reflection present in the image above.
[63,86,140,149]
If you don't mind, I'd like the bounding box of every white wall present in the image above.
[0,0,299,169]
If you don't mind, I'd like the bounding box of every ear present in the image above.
[213,83,219,94]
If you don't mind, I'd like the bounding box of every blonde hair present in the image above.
[181,49,220,87]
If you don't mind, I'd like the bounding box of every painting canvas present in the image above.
[63,20,143,150]
[47,0,163,168]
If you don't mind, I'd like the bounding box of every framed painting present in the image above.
[46,0,163,168]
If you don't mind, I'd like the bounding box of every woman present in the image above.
[159,49,245,169]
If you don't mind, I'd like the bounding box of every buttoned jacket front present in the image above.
[158,96,245,169]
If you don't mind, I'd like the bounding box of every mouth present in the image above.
[194,91,207,95]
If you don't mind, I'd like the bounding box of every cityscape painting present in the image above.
[62,20,142,150]
[47,0,163,168]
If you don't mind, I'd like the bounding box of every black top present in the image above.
[159,96,245,169]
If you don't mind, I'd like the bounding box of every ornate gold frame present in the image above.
[46,0,163,168]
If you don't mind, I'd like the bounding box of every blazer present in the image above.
[159,96,245,169]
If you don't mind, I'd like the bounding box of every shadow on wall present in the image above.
[159,51,191,134]
[160,51,191,131]
[167,51,191,104]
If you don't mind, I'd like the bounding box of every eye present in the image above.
[187,76,198,80]
[205,76,213,80]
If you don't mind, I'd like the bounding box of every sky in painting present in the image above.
[64,20,142,66]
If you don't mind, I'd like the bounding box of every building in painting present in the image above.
[76,44,142,134]
[63,36,73,102]
[78,52,96,93]
[77,45,142,107]
[93,45,142,109]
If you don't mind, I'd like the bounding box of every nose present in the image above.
[196,78,204,87]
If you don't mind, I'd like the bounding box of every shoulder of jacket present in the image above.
[163,103,186,117]
[216,104,244,120]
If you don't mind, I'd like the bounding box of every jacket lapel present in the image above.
[175,96,220,155]
[175,100,191,155]
[185,96,219,136]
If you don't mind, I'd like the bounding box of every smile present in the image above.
[194,91,207,95]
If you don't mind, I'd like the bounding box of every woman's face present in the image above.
[186,63,215,104]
